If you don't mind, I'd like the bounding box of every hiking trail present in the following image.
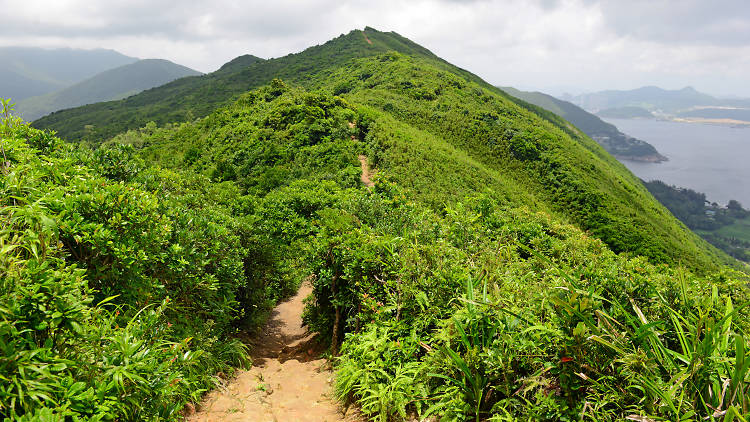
[187,283,362,422]
[358,155,374,188]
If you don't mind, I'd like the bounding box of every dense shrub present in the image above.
[0,120,260,420]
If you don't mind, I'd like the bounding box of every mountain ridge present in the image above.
[33,27,734,270]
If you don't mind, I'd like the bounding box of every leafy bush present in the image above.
[0,119,260,420]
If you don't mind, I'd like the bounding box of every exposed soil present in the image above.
[187,283,362,422]
[358,155,374,188]
[362,31,373,45]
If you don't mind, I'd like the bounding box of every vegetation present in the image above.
[16,59,200,121]
[501,87,665,161]
[32,28,449,141]
[4,27,750,422]
[645,180,750,261]
[0,99,292,420]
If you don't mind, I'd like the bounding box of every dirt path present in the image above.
[188,283,361,422]
[358,155,374,188]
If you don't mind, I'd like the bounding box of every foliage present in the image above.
[33,27,732,271]
[6,28,750,422]
[646,180,750,261]
[0,121,267,420]
[316,192,750,421]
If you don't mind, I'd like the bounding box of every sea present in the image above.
[603,118,750,207]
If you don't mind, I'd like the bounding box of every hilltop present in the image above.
[0,47,136,101]
[16,59,201,120]
[501,87,667,162]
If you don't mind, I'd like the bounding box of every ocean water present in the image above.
[603,118,750,207]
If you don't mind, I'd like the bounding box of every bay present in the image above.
[603,118,750,207]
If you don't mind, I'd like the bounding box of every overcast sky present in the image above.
[1,0,749,97]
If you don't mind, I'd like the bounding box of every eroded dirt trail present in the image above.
[189,283,361,422]
[358,155,374,188]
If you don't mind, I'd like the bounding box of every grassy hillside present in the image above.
[94,81,750,421]
[33,27,531,143]
[501,87,666,161]
[36,28,731,273]
[0,47,136,101]
[6,55,750,422]
[16,59,201,121]
[7,27,750,421]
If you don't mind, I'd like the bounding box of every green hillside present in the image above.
[32,28,444,141]
[501,87,666,161]
[5,28,750,421]
[38,28,729,272]
[214,54,265,73]
[16,59,201,121]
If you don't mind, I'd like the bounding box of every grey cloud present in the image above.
[588,0,750,45]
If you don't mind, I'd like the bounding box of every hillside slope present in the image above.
[35,28,732,271]
[16,59,201,120]
[0,47,136,101]
[120,81,748,421]
[105,38,730,274]
[7,29,750,422]
[502,87,667,162]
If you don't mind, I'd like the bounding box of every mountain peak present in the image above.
[217,54,265,73]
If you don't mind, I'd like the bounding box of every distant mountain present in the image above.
[566,86,717,114]
[501,87,666,162]
[16,59,201,120]
[597,106,655,119]
[564,86,750,125]
[0,47,137,101]
[676,107,750,125]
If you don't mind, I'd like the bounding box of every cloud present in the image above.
[589,0,750,46]
[0,0,748,96]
